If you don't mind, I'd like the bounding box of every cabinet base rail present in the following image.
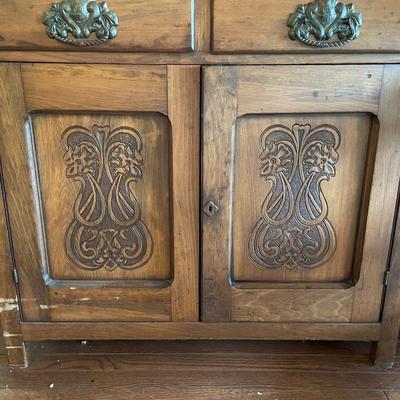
[21,322,380,341]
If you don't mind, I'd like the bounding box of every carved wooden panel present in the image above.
[248,123,340,271]
[62,124,153,272]
[232,114,372,283]
[32,113,171,282]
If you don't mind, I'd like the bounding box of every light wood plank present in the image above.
[22,64,168,114]
[232,288,354,322]
[237,66,383,116]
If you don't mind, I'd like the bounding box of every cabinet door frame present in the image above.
[0,63,199,323]
[202,65,400,323]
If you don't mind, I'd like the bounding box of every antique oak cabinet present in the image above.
[0,0,400,369]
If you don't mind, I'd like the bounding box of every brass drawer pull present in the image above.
[42,1,119,47]
[287,0,363,48]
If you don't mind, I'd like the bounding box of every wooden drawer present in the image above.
[0,0,193,52]
[212,0,400,53]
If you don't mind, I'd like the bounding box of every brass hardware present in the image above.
[43,1,119,47]
[204,201,220,217]
[287,0,363,48]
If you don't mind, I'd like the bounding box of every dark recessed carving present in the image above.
[62,124,153,271]
[248,123,341,271]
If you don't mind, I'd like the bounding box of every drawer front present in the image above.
[212,0,400,53]
[0,0,193,52]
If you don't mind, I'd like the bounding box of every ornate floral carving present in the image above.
[43,1,119,47]
[248,123,341,271]
[287,0,363,48]
[62,124,153,271]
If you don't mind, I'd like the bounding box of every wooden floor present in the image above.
[1,336,400,399]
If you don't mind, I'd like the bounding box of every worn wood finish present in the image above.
[231,288,354,322]
[236,66,383,115]
[3,51,400,66]
[2,339,400,399]
[0,63,199,323]
[20,322,381,341]
[6,51,400,66]
[168,66,200,322]
[21,64,168,114]
[0,161,27,367]
[213,0,400,53]
[202,66,239,322]
[0,0,193,52]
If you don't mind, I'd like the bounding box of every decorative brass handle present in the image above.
[287,0,363,48]
[42,1,119,47]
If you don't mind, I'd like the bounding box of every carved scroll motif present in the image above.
[248,123,341,271]
[62,124,153,271]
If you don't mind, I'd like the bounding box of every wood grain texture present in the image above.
[237,66,383,116]
[47,288,171,322]
[0,339,397,399]
[212,0,400,53]
[231,288,354,322]
[20,322,381,341]
[21,64,168,114]
[194,0,211,52]
[0,390,387,400]
[202,66,239,322]
[2,52,400,66]
[0,0,193,52]
[351,65,400,323]
[6,337,400,397]
[2,51,400,66]
[168,66,200,322]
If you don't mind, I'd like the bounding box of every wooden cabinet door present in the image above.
[0,63,199,322]
[202,65,400,323]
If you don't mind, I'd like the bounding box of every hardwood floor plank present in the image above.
[25,353,374,372]
[0,388,388,400]
[2,369,400,390]
[27,340,372,356]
